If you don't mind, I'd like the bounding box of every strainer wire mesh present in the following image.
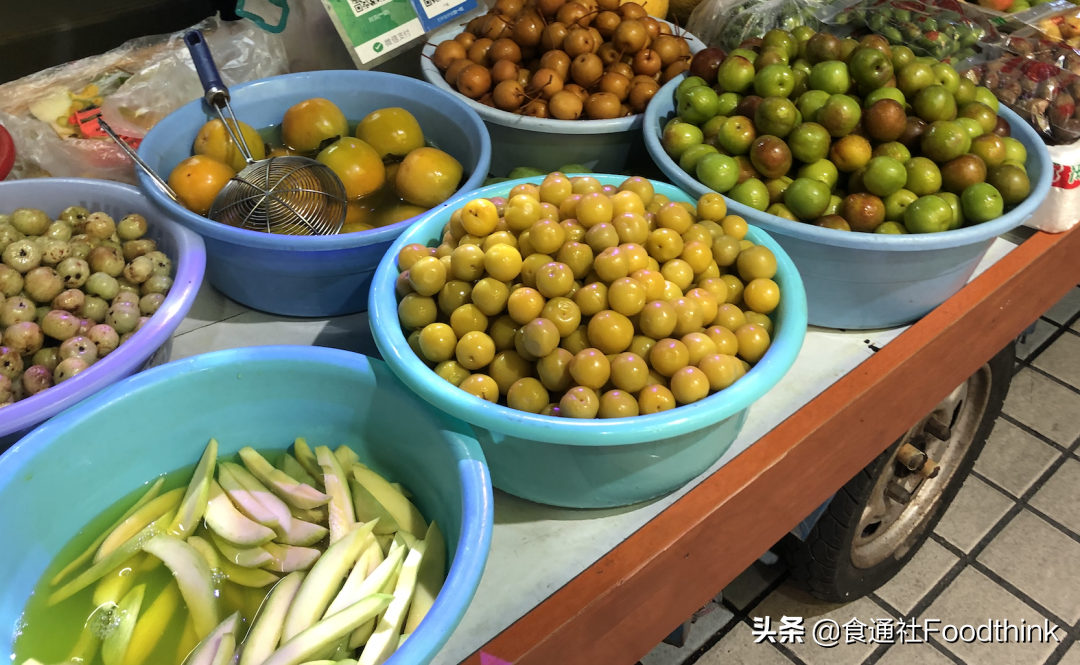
[209,156,348,236]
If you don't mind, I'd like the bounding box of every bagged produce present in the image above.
[0,16,287,184]
[998,34,1080,72]
[963,55,1080,144]
[687,0,823,51]
[823,0,997,65]
[1012,0,1080,47]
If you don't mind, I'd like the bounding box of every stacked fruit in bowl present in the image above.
[655,28,1036,234]
[168,98,465,235]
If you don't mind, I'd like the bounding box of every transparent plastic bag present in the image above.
[0,16,287,184]
[687,0,824,51]
[998,34,1080,73]
[963,55,1080,144]
[824,0,997,65]
[99,18,288,138]
[1011,0,1080,46]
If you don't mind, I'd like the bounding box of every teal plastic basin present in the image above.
[644,73,1054,330]
[369,176,808,509]
[0,347,493,665]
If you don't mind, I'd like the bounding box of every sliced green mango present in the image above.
[238,572,305,665]
[101,584,145,665]
[122,582,181,665]
[92,553,142,609]
[186,535,221,569]
[281,521,376,643]
[278,452,320,488]
[262,543,322,572]
[292,438,325,488]
[351,466,426,537]
[223,461,293,528]
[182,612,240,665]
[217,463,280,528]
[67,623,102,663]
[239,447,329,509]
[96,488,184,562]
[350,544,404,649]
[170,439,218,538]
[48,509,176,606]
[261,593,393,665]
[273,517,329,547]
[358,542,426,665]
[204,480,276,547]
[404,521,446,635]
[142,534,219,639]
[51,477,165,587]
[209,532,272,568]
[328,539,406,619]
[334,445,360,470]
[198,535,279,588]
[209,632,235,665]
[288,504,327,524]
[176,613,200,665]
[390,483,412,499]
[349,479,398,536]
[316,446,356,543]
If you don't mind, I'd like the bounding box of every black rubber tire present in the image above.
[783,341,1016,603]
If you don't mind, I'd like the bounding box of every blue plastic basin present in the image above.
[369,176,808,509]
[644,73,1054,330]
[420,22,705,177]
[138,71,491,317]
[0,346,493,665]
[0,178,205,450]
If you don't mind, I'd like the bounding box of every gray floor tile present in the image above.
[641,602,735,665]
[978,510,1080,625]
[697,622,794,665]
[1059,642,1080,665]
[1003,369,1080,446]
[923,567,1056,665]
[1019,318,1059,360]
[723,560,785,611]
[1030,458,1080,536]
[1033,332,1080,389]
[935,475,1014,553]
[875,539,959,616]
[751,581,890,665]
[876,642,956,665]
[975,419,1062,497]
[1044,287,1080,325]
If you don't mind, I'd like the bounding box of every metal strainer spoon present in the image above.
[183,31,347,236]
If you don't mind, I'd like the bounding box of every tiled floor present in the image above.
[640,286,1080,665]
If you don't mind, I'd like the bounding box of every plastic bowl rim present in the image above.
[419,20,706,135]
[369,174,809,447]
[0,178,206,438]
[642,73,1054,252]
[137,70,492,252]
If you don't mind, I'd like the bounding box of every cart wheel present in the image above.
[784,342,1015,602]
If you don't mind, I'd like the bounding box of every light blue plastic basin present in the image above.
[369,176,808,509]
[644,73,1054,330]
[0,178,205,450]
[0,346,493,665]
[420,22,706,177]
[138,70,491,317]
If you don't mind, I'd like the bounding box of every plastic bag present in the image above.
[99,18,288,138]
[1011,0,1080,46]
[998,34,1080,73]
[1028,141,1080,232]
[0,15,287,184]
[823,0,997,65]
[963,55,1080,144]
[687,0,824,52]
